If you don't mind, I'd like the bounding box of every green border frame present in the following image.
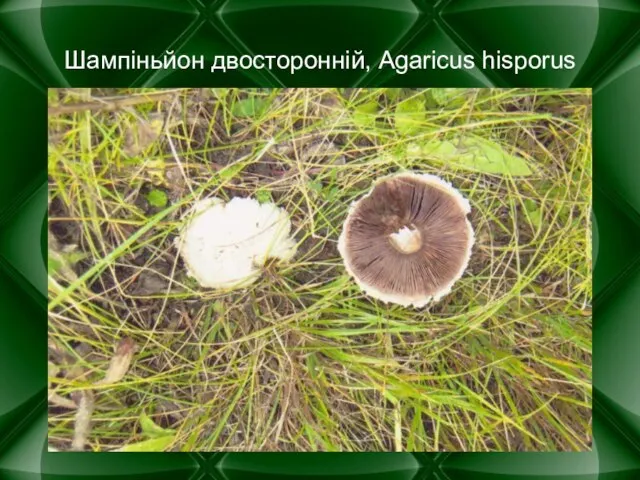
[2,0,639,478]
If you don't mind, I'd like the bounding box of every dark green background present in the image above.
[1,0,638,477]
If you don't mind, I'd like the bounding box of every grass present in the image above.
[47,88,592,452]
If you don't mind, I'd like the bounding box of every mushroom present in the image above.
[338,172,474,308]
[175,197,297,289]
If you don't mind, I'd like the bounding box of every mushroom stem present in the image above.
[388,226,422,254]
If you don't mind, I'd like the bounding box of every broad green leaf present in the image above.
[145,158,167,185]
[139,412,176,438]
[324,186,339,200]
[219,162,246,182]
[115,435,175,452]
[524,199,543,229]
[384,88,401,102]
[308,179,323,193]
[255,189,272,203]
[64,250,88,264]
[232,97,270,118]
[211,88,229,100]
[213,300,225,314]
[48,256,63,275]
[430,88,468,107]
[394,97,425,135]
[48,89,59,104]
[417,136,532,176]
[48,232,87,281]
[146,189,168,208]
[352,101,378,129]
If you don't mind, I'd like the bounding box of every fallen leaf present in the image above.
[48,231,86,282]
[95,337,137,386]
[133,272,169,295]
[49,392,77,409]
[123,113,164,157]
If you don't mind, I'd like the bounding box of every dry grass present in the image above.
[47,88,592,452]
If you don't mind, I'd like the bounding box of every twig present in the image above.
[48,89,188,116]
[71,390,94,451]
[49,392,77,409]
[68,337,137,451]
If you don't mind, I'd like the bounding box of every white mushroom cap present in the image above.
[175,197,297,289]
[338,172,474,308]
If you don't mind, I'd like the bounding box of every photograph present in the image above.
[47,88,592,452]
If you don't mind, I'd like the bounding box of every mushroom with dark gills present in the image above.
[338,172,474,308]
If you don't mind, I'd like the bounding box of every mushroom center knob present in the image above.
[388,225,422,254]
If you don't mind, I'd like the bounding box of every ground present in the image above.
[47,88,592,452]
